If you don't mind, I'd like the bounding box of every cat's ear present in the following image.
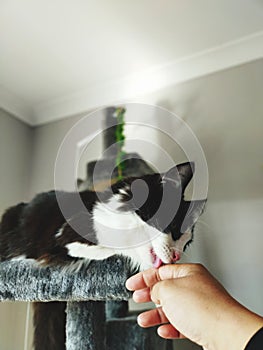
[162,162,195,192]
[181,199,206,231]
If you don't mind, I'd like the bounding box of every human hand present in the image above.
[126,264,263,350]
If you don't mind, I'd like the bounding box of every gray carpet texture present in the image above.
[0,256,133,302]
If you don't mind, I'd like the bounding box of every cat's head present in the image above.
[109,162,206,268]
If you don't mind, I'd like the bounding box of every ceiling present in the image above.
[1,0,263,126]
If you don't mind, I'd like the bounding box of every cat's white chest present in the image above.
[92,196,158,249]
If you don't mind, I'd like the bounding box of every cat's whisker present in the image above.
[196,219,211,229]
[181,249,192,258]
[170,247,184,254]
[195,220,214,234]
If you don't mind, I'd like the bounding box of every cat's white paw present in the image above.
[66,242,115,260]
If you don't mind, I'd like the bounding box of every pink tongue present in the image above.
[153,256,163,268]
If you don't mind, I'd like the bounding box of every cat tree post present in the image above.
[66,301,106,350]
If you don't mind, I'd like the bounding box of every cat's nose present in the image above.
[172,251,181,262]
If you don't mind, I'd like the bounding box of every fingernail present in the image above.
[125,278,133,290]
[137,314,144,327]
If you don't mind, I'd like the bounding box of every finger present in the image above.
[133,288,152,303]
[126,264,200,292]
[126,268,161,291]
[157,324,186,339]
[137,307,169,328]
[157,263,196,281]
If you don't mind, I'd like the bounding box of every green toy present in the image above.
[115,107,126,180]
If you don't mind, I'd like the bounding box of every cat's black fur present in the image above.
[0,191,94,264]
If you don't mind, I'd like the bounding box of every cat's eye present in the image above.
[171,230,182,241]
[184,239,193,251]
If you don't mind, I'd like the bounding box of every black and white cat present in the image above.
[0,162,206,270]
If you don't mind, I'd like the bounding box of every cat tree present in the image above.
[0,258,170,349]
[0,107,172,350]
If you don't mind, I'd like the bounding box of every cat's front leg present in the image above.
[65,242,115,261]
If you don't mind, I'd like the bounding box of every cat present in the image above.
[0,161,206,270]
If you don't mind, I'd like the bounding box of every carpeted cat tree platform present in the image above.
[0,257,172,350]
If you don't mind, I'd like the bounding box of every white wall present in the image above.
[29,112,85,196]
[198,199,263,314]
[164,60,263,317]
[0,109,32,212]
[0,109,33,350]
[149,59,263,349]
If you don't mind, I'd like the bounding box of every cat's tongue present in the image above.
[150,248,164,268]
[153,256,164,268]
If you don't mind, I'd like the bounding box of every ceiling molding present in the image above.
[0,88,35,125]
[2,31,263,126]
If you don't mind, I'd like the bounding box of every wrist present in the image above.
[207,303,263,350]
